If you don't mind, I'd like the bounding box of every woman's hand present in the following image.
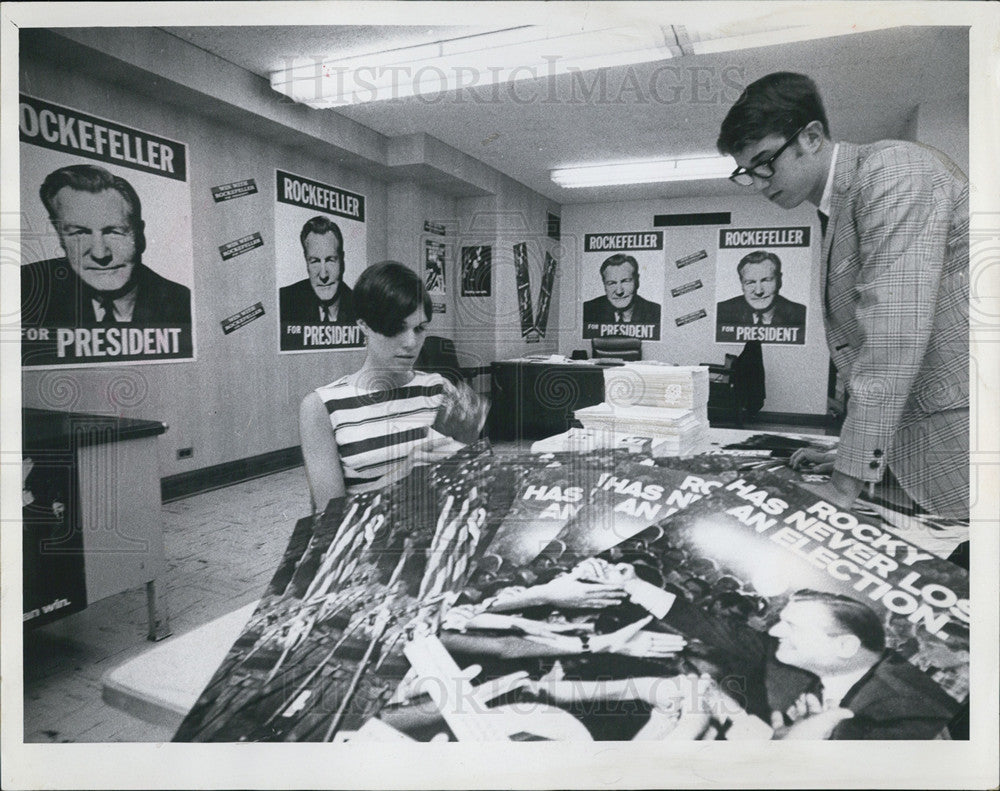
[433,379,489,444]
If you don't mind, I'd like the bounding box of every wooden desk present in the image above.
[22,408,171,639]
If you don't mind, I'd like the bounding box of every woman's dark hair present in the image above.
[354,260,432,337]
[717,72,830,156]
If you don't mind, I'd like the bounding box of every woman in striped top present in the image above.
[299,261,485,512]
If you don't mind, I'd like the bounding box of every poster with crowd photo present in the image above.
[461,245,491,297]
[581,231,663,341]
[715,226,811,345]
[18,94,196,367]
[275,169,367,352]
[656,471,969,709]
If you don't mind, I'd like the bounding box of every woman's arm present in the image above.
[299,391,346,513]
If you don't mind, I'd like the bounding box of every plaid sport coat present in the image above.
[823,141,969,518]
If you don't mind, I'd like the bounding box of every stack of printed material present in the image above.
[573,403,707,456]
[603,363,710,423]
[565,363,711,456]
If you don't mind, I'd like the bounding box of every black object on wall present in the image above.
[654,212,732,227]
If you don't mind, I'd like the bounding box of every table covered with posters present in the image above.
[102,428,970,742]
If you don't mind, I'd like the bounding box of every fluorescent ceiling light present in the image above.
[551,156,733,188]
[270,24,686,108]
[270,21,898,109]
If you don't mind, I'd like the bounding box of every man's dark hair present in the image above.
[717,72,831,156]
[299,215,345,257]
[40,164,146,254]
[600,253,639,288]
[790,589,886,653]
[737,250,783,287]
[354,260,432,337]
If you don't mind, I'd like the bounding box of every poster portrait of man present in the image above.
[274,169,366,352]
[20,163,194,365]
[582,253,662,340]
[716,249,806,325]
[278,216,356,326]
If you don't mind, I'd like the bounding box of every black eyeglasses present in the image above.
[729,125,807,186]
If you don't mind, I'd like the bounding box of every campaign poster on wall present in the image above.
[275,170,366,353]
[715,226,811,345]
[581,231,663,341]
[18,94,196,368]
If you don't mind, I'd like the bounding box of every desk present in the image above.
[23,408,171,639]
[488,360,605,441]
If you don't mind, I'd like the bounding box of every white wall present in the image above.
[559,195,831,416]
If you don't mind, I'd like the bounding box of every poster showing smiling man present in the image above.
[19,94,195,368]
[715,226,811,345]
[275,170,367,352]
[581,231,663,341]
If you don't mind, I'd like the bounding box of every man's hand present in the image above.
[801,470,865,510]
[789,447,837,473]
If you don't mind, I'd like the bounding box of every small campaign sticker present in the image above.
[221,302,265,334]
[675,308,708,327]
[212,179,258,203]
[219,232,264,261]
[675,249,708,268]
[670,280,704,298]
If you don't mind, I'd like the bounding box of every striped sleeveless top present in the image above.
[315,371,449,495]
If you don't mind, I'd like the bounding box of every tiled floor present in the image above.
[21,421,826,743]
[23,467,311,743]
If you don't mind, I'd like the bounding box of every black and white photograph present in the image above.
[275,169,367,352]
[19,96,196,367]
[714,232,811,345]
[581,232,664,341]
[2,4,998,791]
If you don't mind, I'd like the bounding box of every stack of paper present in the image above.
[573,403,708,456]
[603,364,710,422]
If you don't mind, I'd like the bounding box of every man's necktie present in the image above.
[99,295,118,325]
[615,311,623,323]
[817,210,829,237]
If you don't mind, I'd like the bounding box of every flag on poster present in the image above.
[715,226,810,345]
[19,94,196,367]
[275,170,367,352]
[581,231,663,341]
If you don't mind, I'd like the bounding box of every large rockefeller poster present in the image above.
[715,226,810,345]
[19,94,196,367]
[275,169,367,352]
[581,231,663,341]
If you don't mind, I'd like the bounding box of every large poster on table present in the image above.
[715,226,810,345]
[19,94,195,367]
[581,231,663,340]
[275,169,366,352]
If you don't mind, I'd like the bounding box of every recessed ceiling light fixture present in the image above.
[550,156,733,188]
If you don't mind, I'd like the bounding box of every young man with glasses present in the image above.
[717,72,969,520]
